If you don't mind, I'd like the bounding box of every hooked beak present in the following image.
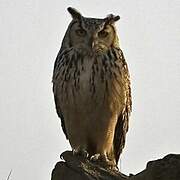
[91,41,95,49]
[89,37,98,51]
[89,36,103,53]
[91,41,99,53]
[89,36,95,49]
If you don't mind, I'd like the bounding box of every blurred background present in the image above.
[0,0,180,179]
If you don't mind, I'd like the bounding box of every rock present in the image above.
[51,151,128,180]
[51,151,180,180]
[130,154,180,180]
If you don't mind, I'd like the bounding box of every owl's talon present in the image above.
[90,153,117,169]
[60,153,64,160]
[72,149,78,155]
[72,148,89,158]
[90,153,101,161]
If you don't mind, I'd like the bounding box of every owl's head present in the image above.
[61,7,120,54]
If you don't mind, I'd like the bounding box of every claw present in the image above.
[90,153,117,169]
[60,153,64,160]
[72,148,78,155]
[72,148,89,158]
[90,154,101,161]
[90,153,109,162]
[81,150,89,158]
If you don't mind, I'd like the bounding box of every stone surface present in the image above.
[130,154,180,180]
[51,151,180,180]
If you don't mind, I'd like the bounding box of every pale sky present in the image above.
[0,0,180,179]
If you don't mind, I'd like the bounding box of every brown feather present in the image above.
[113,49,132,163]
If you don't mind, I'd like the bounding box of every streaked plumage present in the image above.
[52,7,132,166]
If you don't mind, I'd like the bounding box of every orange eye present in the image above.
[75,29,86,36]
[98,30,109,38]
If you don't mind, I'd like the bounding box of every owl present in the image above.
[52,7,132,167]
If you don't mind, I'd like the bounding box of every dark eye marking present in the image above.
[98,30,109,38]
[75,29,86,36]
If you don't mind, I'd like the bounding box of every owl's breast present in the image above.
[56,55,126,113]
[57,56,93,104]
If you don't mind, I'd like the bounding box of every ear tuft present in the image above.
[67,7,82,20]
[105,14,120,24]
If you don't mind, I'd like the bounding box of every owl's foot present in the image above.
[90,153,101,161]
[72,148,89,158]
[90,153,117,170]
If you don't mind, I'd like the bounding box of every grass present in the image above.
[6,170,12,180]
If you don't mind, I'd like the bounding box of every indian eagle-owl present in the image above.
[52,7,132,167]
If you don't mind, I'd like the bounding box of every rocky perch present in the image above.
[51,151,180,180]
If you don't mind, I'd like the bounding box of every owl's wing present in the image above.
[113,49,132,164]
[53,93,68,139]
[52,50,68,139]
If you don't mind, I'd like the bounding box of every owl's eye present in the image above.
[98,30,109,38]
[75,29,86,36]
